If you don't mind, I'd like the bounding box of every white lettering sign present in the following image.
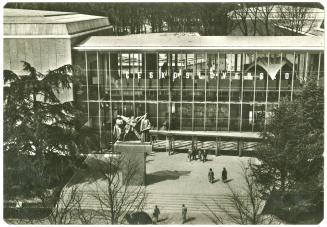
[119,71,291,80]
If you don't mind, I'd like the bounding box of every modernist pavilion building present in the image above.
[4,9,324,151]
[73,33,324,148]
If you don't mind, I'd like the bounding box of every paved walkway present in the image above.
[146,152,255,195]
[62,152,261,224]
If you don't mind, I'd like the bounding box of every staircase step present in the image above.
[71,191,240,213]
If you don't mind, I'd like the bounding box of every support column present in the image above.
[215,137,221,156]
[238,140,244,157]
[192,136,198,151]
[166,135,174,155]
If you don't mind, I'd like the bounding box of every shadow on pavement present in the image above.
[185,217,196,223]
[158,217,168,223]
[224,178,233,183]
[146,170,191,185]
[212,179,220,183]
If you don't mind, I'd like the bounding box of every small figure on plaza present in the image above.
[199,149,204,161]
[182,204,187,224]
[222,167,228,183]
[208,168,215,184]
[202,149,208,163]
[187,148,197,161]
[152,205,160,224]
[140,113,151,143]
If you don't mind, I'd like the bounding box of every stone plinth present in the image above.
[114,141,152,186]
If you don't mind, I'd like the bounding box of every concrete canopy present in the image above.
[4,8,111,37]
[74,33,324,51]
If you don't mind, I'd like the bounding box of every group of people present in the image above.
[187,148,208,162]
[208,167,228,184]
[113,113,151,143]
[152,204,188,224]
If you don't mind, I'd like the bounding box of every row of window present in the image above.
[75,51,323,103]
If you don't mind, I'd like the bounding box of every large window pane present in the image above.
[158,102,169,130]
[206,53,218,102]
[253,104,265,131]
[230,53,242,102]
[218,53,229,102]
[158,53,169,101]
[100,102,112,147]
[255,53,268,102]
[120,53,133,101]
[241,103,253,131]
[171,54,184,101]
[280,52,294,100]
[230,104,241,131]
[181,103,192,131]
[87,53,98,100]
[89,102,100,130]
[243,53,256,102]
[146,103,158,129]
[194,53,206,102]
[294,53,306,89]
[266,53,279,102]
[206,103,217,131]
[171,102,181,130]
[145,53,158,101]
[122,102,134,117]
[182,54,194,101]
[110,53,121,101]
[74,51,87,102]
[134,53,145,100]
[217,103,228,131]
[194,103,204,130]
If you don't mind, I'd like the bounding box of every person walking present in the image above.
[222,167,228,183]
[208,168,214,184]
[153,205,160,224]
[182,204,187,224]
[140,113,151,143]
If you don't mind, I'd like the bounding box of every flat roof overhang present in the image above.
[73,34,324,52]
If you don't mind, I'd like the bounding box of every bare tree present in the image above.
[257,5,274,35]
[93,154,147,224]
[274,5,317,35]
[229,4,264,36]
[43,186,82,224]
[248,5,260,36]
[228,3,251,36]
[205,162,277,224]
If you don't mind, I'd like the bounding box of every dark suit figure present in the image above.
[222,167,228,183]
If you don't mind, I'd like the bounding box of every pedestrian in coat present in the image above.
[182,204,187,224]
[140,113,151,143]
[222,167,228,182]
[208,168,214,184]
[153,205,160,224]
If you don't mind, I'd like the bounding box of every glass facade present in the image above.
[75,51,324,148]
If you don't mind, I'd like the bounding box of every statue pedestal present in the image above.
[114,141,152,186]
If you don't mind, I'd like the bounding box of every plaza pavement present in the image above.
[62,151,263,224]
[146,152,255,195]
[142,152,261,224]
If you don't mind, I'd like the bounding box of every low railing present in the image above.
[149,130,262,156]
